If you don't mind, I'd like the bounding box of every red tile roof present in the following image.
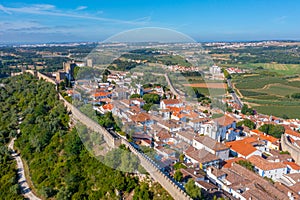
[194,136,229,151]
[284,162,300,170]
[251,129,264,135]
[162,99,182,105]
[102,103,113,110]
[223,157,247,168]
[285,129,300,138]
[186,148,220,164]
[131,113,151,123]
[225,137,258,157]
[248,155,286,171]
[93,92,111,97]
[214,115,236,126]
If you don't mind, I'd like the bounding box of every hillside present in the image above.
[0,74,172,200]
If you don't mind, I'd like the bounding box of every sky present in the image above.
[0,0,300,43]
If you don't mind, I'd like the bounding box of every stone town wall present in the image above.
[281,134,300,165]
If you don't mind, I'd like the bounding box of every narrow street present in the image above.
[8,136,41,200]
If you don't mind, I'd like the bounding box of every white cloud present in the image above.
[76,6,88,11]
[0,21,42,31]
[0,4,11,14]
[0,4,150,25]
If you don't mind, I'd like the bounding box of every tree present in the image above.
[133,182,151,200]
[241,104,255,115]
[237,119,256,129]
[291,93,300,99]
[174,170,183,182]
[130,94,141,99]
[174,162,187,170]
[142,103,153,112]
[142,94,160,104]
[179,154,185,163]
[223,69,231,79]
[236,160,255,172]
[185,179,201,199]
[259,124,285,138]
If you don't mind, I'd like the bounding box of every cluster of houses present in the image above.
[68,69,300,200]
[165,65,201,72]
[226,67,245,74]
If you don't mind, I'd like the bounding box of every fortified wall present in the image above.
[121,139,192,200]
[17,70,192,200]
[281,134,300,165]
[58,93,121,148]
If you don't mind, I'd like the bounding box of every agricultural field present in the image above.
[223,63,300,76]
[233,73,300,119]
[170,74,226,97]
[183,83,226,89]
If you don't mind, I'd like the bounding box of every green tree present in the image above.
[241,104,255,115]
[142,94,160,104]
[130,94,141,99]
[174,170,183,182]
[179,154,185,163]
[142,103,153,112]
[259,124,285,138]
[185,179,201,199]
[236,160,255,172]
[237,119,256,129]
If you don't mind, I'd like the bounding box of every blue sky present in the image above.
[0,0,299,43]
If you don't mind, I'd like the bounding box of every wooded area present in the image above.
[0,74,172,200]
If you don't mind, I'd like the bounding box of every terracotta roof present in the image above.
[285,129,300,138]
[172,111,187,119]
[190,117,210,123]
[225,163,289,200]
[290,182,300,194]
[180,168,206,180]
[194,136,229,151]
[156,130,171,140]
[208,166,227,178]
[248,155,286,171]
[102,103,114,110]
[130,105,141,113]
[284,162,300,170]
[93,92,111,97]
[176,131,194,141]
[251,129,264,135]
[187,111,199,119]
[158,120,179,129]
[251,130,279,143]
[214,115,236,126]
[225,137,258,157]
[131,112,151,123]
[186,148,220,164]
[223,157,247,168]
[162,99,182,105]
[274,182,300,200]
[196,181,218,190]
[167,106,183,112]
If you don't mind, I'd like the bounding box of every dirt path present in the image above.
[8,137,41,200]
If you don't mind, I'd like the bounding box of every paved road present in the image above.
[8,137,41,200]
[227,79,243,108]
[164,73,185,100]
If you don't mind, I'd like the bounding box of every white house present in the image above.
[160,99,183,109]
[248,155,287,180]
[193,136,230,161]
